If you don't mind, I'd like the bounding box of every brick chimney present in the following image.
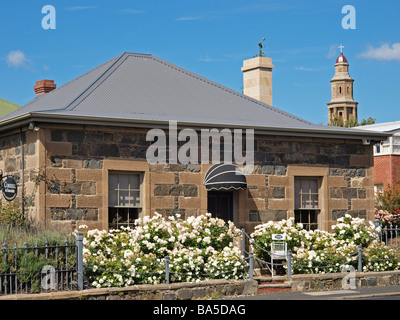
[34,80,56,96]
[241,57,274,105]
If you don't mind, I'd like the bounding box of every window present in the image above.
[108,172,142,229]
[393,136,400,154]
[375,143,381,154]
[294,177,320,231]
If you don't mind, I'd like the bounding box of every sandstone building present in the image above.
[0,52,389,233]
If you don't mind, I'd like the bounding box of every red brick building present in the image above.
[359,121,400,191]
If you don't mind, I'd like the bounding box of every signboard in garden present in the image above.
[2,176,17,201]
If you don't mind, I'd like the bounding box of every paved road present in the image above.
[224,285,400,300]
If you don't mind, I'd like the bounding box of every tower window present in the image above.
[339,87,342,94]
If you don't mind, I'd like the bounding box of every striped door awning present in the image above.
[204,164,247,191]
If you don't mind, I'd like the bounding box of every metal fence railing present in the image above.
[0,235,82,296]
[375,221,400,247]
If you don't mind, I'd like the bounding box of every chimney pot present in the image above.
[34,79,56,96]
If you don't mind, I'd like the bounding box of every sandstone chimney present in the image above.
[34,80,56,96]
[241,57,274,105]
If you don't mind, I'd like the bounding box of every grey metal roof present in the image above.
[0,52,390,140]
[356,121,400,134]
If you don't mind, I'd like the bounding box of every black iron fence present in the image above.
[0,234,83,296]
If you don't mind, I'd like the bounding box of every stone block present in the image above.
[272,186,285,199]
[246,174,266,186]
[5,158,16,172]
[66,130,85,143]
[46,168,73,182]
[163,292,177,300]
[179,172,201,185]
[183,185,198,197]
[351,199,372,211]
[76,195,102,208]
[269,176,289,187]
[76,169,103,182]
[179,197,201,209]
[328,176,348,188]
[151,172,175,184]
[81,182,97,195]
[83,159,103,169]
[152,197,175,209]
[177,289,193,300]
[47,142,72,156]
[46,194,71,207]
[60,182,82,194]
[268,199,289,210]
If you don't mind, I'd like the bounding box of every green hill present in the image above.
[0,98,20,117]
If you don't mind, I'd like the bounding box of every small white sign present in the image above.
[272,234,286,241]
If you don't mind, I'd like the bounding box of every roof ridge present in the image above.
[23,53,124,109]
[66,52,154,111]
[148,54,313,126]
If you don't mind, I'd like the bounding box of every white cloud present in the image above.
[66,6,98,11]
[327,44,338,59]
[358,43,400,61]
[6,50,30,68]
[176,16,202,21]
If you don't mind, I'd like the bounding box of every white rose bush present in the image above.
[250,214,400,274]
[83,213,247,288]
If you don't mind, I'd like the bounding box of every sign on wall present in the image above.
[2,176,17,202]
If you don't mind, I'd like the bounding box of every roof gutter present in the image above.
[0,112,391,141]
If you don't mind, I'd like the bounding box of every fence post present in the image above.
[165,256,170,284]
[249,252,254,280]
[287,250,292,281]
[76,232,84,291]
[241,226,245,257]
[357,245,362,273]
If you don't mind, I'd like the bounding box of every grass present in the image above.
[0,223,75,247]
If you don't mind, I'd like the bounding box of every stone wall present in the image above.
[0,129,41,220]
[0,279,258,301]
[24,123,376,232]
[290,270,400,291]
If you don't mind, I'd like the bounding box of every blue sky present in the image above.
[0,0,399,125]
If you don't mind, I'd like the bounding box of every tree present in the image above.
[360,117,376,126]
[376,184,400,213]
[329,115,376,128]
